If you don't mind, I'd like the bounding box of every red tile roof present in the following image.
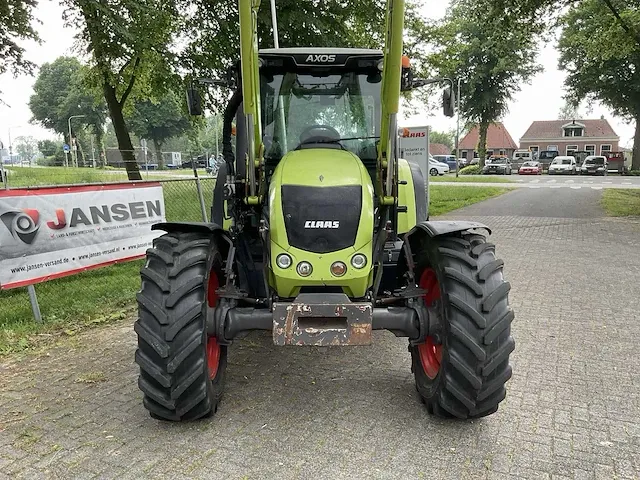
[459,122,517,150]
[430,143,451,155]
[520,119,619,140]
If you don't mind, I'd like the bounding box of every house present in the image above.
[458,122,518,160]
[430,143,451,156]
[519,119,620,156]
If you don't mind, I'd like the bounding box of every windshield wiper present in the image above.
[301,135,380,145]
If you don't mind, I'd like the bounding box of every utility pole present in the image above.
[455,78,461,178]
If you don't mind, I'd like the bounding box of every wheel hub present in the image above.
[418,268,443,379]
[206,271,221,379]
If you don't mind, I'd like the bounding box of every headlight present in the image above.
[330,261,347,277]
[296,261,312,277]
[276,254,292,269]
[351,254,367,269]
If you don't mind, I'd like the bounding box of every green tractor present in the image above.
[134,0,514,421]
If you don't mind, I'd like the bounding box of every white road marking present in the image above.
[623,182,632,185]
[547,179,556,183]
[604,181,612,184]
[528,185,541,189]
[570,186,582,189]
[550,185,562,189]
[591,186,603,190]
[530,179,540,183]
[566,179,574,183]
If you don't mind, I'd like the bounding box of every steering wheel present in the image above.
[298,125,341,145]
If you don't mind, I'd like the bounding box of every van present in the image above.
[512,150,534,163]
[432,154,458,171]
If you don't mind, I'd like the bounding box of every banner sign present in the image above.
[399,126,430,180]
[0,183,165,289]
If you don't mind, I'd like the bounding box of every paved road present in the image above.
[437,174,640,189]
[1,189,640,479]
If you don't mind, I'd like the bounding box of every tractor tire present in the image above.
[135,231,227,421]
[409,232,514,419]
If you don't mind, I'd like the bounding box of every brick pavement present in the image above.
[1,207,639,479]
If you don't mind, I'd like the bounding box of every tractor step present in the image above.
[273,293,373,346]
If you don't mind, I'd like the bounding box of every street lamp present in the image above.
[68,115,86,167]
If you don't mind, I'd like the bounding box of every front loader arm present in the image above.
[377,0,405,205]
[239,0,263,204]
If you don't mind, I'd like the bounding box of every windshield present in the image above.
[491,158,507,164]
[522,161,536,167]
[539,151,557,160]
[261,69,381,161]
[585,157,605,165]
[552,158,571,165]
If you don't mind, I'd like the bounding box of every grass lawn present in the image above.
[430,174,512,183]
[0,183,509,355]
[601,189,640,217]
[4,166,211,187]
[430,185,511,216]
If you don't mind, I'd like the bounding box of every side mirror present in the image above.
[443,86,455,117]
[186,86,203,116]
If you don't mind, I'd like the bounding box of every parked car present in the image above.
[580,155,608,175]
[518,161,542,175]
[428,158,450,176]
[548,156,577,175]
[483,157,512,175]
[469,158,479,166]
[432,154,458,171]
[457,157,468,168]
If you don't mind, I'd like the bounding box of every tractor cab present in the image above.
[259,48,383,172]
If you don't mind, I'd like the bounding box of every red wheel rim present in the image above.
[418,268,443,379]
[206,271,221,379]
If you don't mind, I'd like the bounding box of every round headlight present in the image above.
[296,261,312,277]
[276,254,292,269]
[351,254,367,269]
[330,261,347,277]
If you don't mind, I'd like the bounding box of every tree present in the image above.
[0,0,39,96]
[14,135,38,162]
[37,139,58,157]
[427,0,542,167]
[429,130,454,150]
[182,0,430,104]
[127,91,190,168]
[557,100,582,121]
[29,56,108,165]
[558,0,640,170]
[62,0,179,180]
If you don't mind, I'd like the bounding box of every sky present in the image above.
[0,1,635,150]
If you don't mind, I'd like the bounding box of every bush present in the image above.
[627,170,640,176]
[459,165,482,175]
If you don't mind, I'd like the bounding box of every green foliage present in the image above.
[429,130,454,150]
[13,136,38,162]
[557,101,582,120]
[0,0,39,89]
[459,165,482,175]
[427,0,542,166]
[37,139,58,157]
[127,91,191,167]
[429,185,511,216]
[29,57,107,141]
[558,0,640,169]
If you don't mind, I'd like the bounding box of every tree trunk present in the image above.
[153,138,164,169]
[95,130,106,168]
[633,116,640,171]
[103,83,141,180]
[478,121,489,168]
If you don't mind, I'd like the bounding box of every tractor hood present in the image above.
[268,147,374,253]
[275,148,368,186]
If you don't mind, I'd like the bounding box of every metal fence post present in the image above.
[27,285,43,323]
[192,166,209,222]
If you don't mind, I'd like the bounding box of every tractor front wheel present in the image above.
[135,231,227,421]
[409,232,514,419]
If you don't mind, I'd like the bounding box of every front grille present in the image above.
[281,185,361,253]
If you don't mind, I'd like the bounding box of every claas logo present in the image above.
[400,128,426,138]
